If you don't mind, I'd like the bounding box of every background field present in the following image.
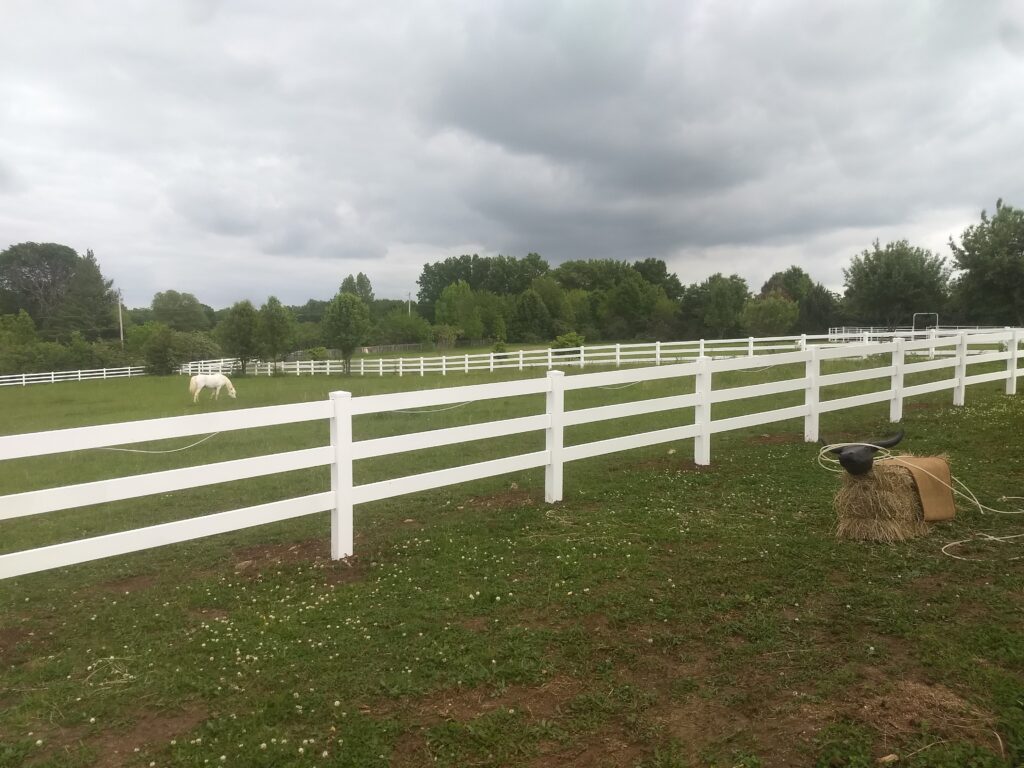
[1,364,1023,767]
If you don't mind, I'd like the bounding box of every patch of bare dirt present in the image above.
[854,679,997,747]
[0,625,30,662]
[231,538,366,584]
[464,488,541,510]
[526,728,644,767]
[415,677,584,723]
[93,573,159,595]
[30,704,207,768]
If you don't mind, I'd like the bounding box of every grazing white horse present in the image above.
[189,373,237,403]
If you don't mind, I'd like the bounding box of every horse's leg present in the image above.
[213,385,220,400]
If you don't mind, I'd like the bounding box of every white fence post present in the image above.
[748,337,754,357]
[398,357,403,377]
[799,334,807,351]
[360,359,365,376]
[929,327,937,360]
[329,391,354,559]
[699,339,705,357]
[545,370,565,503]
[615,343,621,367]
[518,350,524,371]
[489,352,494,372]
[890,338,905,423]
[379,358,384,377]
[547,348,553,370]
[953,331,968,406]
[1007,329,1020,395]
[694,356,712,466]
[441,355,447,376]
[579,346,585,369]
[464,354,469,373]
[804,346,819,442]
[655,340,661,365]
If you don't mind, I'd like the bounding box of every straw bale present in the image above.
[834,462,929,542]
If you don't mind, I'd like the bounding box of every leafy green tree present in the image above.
[633,258,684,301]
[563,289,599,339]
[47,250,118,341]
[291,299,329,324]
[416,253,549,321]
[294,321,323,351]
[759,266,814,301]
[378,308,432,344]
[530,275,566,322]
[322,293,371,374]
[843,240,949,328]
[508,289,552,343]
[435,280,484,339]
[340,273,374,304]
[679,273,749,339]
[0,242,79,325]
[552,259,635,292]
[0,243,119,339]
[949,199,1024,325]
[432,324,460,348]
[257,296,296,363]
[740,294,800,336]
[797,283,842,333]
[151,290,210,331]
[598,271,667,339]
[216,300,259,373]
[142,323,177,375]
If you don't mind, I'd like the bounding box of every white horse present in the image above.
[189,373,237,403]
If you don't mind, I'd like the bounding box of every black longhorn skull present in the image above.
[824,431,904,475]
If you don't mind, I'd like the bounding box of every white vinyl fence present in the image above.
[2,329,1020,580]
[178,328,997,378]
[0,366,146,387]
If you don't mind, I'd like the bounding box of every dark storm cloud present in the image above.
[1,0,1023,306]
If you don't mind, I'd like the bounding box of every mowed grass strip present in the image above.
[0,359,1022,767]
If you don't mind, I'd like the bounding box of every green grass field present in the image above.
[1,360,1023,767]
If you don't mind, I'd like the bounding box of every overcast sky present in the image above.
[2,1,1023,309]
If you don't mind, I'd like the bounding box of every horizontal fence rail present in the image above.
[2,329,1021,580]
[0,366,146,387]
[178,327,1015,378]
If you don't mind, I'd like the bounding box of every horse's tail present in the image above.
[188,376,199,397]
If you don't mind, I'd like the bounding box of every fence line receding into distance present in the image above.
[0,329,1020,580]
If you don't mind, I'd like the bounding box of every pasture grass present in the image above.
[1,357,1023,767]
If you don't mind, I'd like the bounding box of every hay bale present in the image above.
[834,462,930,542]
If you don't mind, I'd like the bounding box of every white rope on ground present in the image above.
[98,432,221,454]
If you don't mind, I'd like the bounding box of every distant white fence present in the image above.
[2,329,1020,580]
[178,328,997,378]
[0,366,146,387]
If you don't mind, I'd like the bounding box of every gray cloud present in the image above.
[1,0,1023,307]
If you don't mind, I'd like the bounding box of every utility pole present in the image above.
[407,292,411,316]
[117,289,125,349]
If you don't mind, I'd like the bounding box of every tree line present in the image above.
[2,199,1022,375]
